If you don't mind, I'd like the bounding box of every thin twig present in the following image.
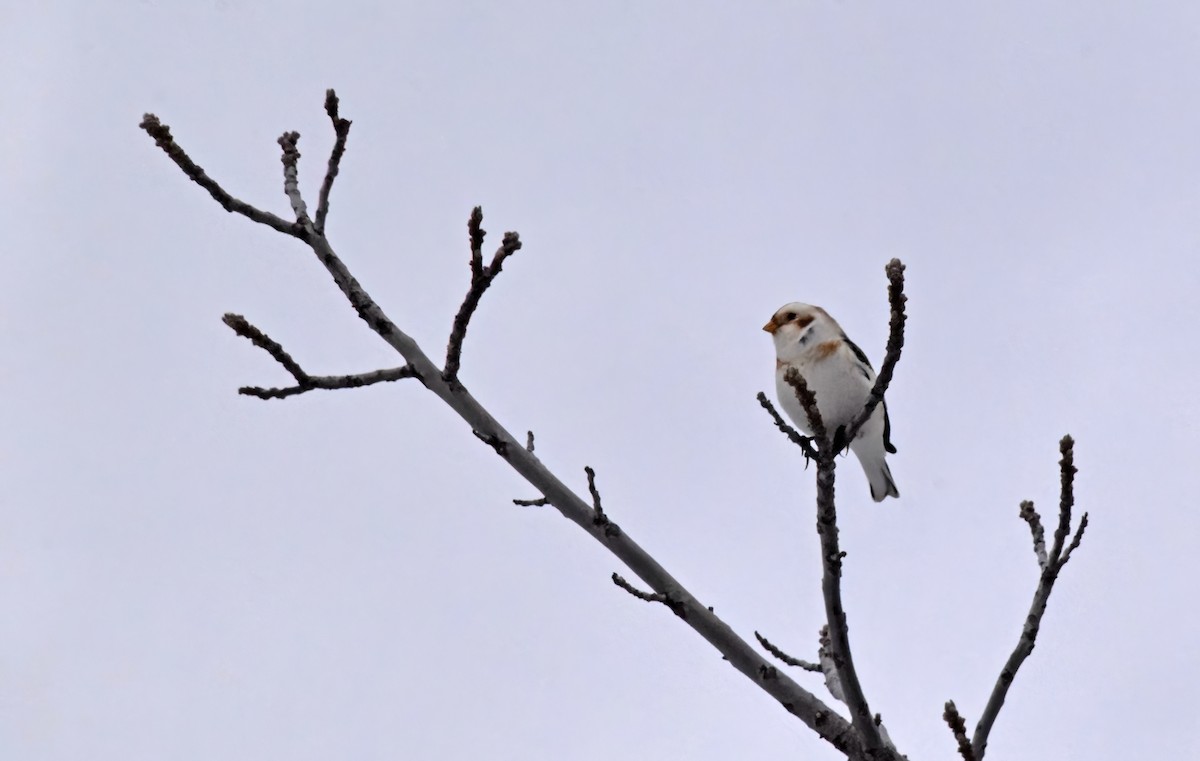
[971,435,1087,760]
[611,573,685,617]
[1049,435,1076,563]
[238,366,417,400]
[513,497,550,507]
[783,367,827,443]
[277,131,312,227]
[1019,500,1048,568]
[314,88,352,234]
[943,701,976,761]
[223,313,416,399]
[139,114,303,238]
[223,314,309,383]
[525,431,535,453]
[756,392,819,461]
[755,631,822,672]
[1060,513,1089,566]
[443,207,523,383]
[584,466,620,537]
[841,258,907,450]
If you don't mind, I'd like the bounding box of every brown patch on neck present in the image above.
[814,340,841,361]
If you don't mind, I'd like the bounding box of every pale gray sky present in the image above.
[4,2,1199,759]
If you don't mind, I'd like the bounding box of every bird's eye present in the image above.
[785,312,797,321]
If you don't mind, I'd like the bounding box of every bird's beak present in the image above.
[762,318,779,334]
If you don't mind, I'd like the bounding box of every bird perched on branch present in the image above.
[763,303,899,502]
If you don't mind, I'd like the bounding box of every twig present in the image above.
[841,258,907,450]
[755,631,822,673]
[314,88,352,234]
[1019,500,1048,568]
[584,466,620,538]
[1060,513,1089,566]
[783,367,827,443]
[1049,435,1076,563]
[238,366,417,400]
[139,114,303,238]
[525,431,535,453]
[443,207,523,383]
[223,313,416,399]
[611,573,685,617]
[971,435,1088,760]
[223,314,309,382]
[756,392,819,461]
[276,131,311,227]
[143,94,875,761]
[943,701,976,761]
[513,497,550,507]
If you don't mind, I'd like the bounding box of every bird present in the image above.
[763,302,898,502]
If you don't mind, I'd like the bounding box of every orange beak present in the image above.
[762,318,779,334]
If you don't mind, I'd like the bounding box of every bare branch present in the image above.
[756,392,819,461]
[755,631,822,673]
[814,450,880,750]
[513,497,550,507]
[611,572,686,617]
[972,436,1088,760]
[314,88,352,234]
[1049,435,1076,563]
[443,207,523,383]
[1019,500,1048,568]
[223,313,417,399]
[238,366,418,400]
[276,131,312,228]
[145,95,879,761]
[223,313,309,382]
[1060,512,1089,566]
[841,258,907,450]
[782,367,827,443]
[943,701,976,761]
[583,466,620,538]
[139,114,304,238]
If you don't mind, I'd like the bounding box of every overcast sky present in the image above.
[4,2,1199,759]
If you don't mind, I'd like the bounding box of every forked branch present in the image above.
[141,91,874,761]
[967,436,1088,760]
[759,263,910,756]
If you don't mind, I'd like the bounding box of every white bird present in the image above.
[763,302,899,502]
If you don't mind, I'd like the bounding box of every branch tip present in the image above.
[755,631,823,672]
[943,701,976,761]
[315,88,352,234]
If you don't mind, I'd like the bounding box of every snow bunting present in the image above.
[763,303,899,502]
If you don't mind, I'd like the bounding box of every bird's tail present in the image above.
[862,454,899,503]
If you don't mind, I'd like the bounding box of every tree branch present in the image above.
[142,93,873,761]
[756,392,819,461]
[755,631,823,673]
[139,114,304,238]
[276,131,312,228]
[841,259,907,450]
[943,701,976,761]
[970,435,1088,760]
[443,207,523,384]
[222,313,418,399]
[314,89,352,234]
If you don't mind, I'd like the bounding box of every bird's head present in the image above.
[763,302,841,360]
